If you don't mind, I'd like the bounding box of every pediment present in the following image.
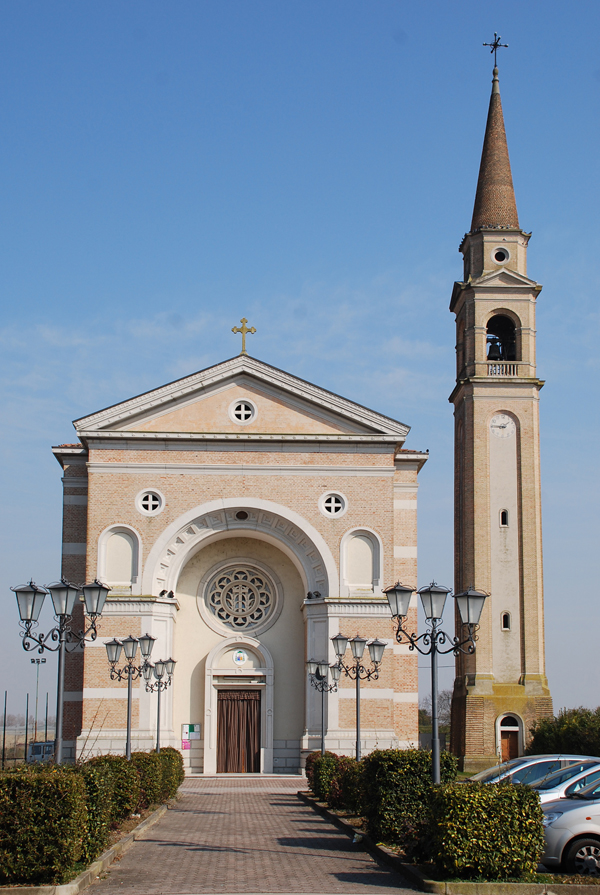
[473,268,539,289]
[74,355,409,439]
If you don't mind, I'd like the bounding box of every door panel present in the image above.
[217,689,261,773]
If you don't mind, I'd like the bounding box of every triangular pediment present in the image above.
[74,355,409,439]
[473,268,539,289]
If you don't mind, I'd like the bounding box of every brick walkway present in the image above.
[90,776,415,894]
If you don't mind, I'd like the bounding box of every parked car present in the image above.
[542,777,600,874]
[532,761,600,805]
[469,754,600,786]
[26,741,55,763]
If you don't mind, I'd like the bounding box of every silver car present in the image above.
[543,777,600,874]
[469,754,600,786]
[533,761,600,805]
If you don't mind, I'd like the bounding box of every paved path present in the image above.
[90,776,415,895]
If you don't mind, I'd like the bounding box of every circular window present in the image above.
[205,564,278,632]
[136,489,164,516]
[319,492,347,518]
[229,398,257,425]
[494,248,509,263]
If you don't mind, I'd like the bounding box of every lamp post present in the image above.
[11,578,110,764]
[307,659,341,755]
[331,633,386,761]
[105,633,156,759]
[384,581,488,784]
[144,658,176,753]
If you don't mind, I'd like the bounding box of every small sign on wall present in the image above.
[181,739,191,750]
[182,723,201,748]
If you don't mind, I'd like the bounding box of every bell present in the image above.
[487,339,502,360]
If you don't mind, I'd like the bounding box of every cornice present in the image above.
[449,376,545,403]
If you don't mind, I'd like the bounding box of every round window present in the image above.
[494,248,509,263]
[319,492,347,518]
[229,398,257,425]
[206,564,277,632]
[136,490,164,516]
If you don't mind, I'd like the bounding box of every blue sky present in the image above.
[0,1,598,724]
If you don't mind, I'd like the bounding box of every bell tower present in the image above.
[449,63,553,771]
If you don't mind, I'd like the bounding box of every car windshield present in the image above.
[533,762,597,790]
[469,758,528,783]
[567,780,600,800]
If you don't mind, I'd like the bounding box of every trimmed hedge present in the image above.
[327,755,362,814]
[430,782,545,880]
[362,748,458,858]
[0,747,185,886]
[311,752,339,801]
[131,751,164,808]
[86,754,141,821]
[0,767,88,885]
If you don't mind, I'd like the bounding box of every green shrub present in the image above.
[0,767,88,885]
[304,750,322,791]
[157,747,185,799]
[311,752,339,801]
[79,761,114,863]
[131,751,163,808]
[86,754,141,821]
[328,756,363,814]
[361,748,458,858]
[527,706,600,756]
[430,782,545,880]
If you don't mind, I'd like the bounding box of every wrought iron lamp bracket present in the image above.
[309,673,338,694]
[145,677,172,694]
[337,659,381,682]
[394,617,478,657]
[109,662,145,683]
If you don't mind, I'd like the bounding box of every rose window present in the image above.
[206,566,275,631]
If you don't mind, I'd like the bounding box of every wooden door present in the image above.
[501,730,519,761]
[217,690,261,773]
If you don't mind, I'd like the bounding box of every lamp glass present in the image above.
[165,659,176,676]
[350,635,367,660]
[384,582,414,618]
[13,583,47,623]
[368,638,386,665]
[121,635,139,661]
[138,633,156,659]
[317,661,329,679]
[47,580,79,618]
[330,663,341,683]
[454,588,487,626]
[105,638,122,665]
[154,660,166,679]
[418,583,451,621]
[307,659,318,675]
[143,662,154,681]
[331,633,349,658]
[82,580,111,617]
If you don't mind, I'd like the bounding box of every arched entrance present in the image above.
[498,714,522,761]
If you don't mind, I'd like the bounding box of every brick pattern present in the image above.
[89,777,414,894]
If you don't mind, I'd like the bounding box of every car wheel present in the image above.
[565,839,600,876]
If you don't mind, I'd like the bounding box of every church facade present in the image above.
[54,354,426,772]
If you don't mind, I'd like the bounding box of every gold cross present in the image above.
[231,317,256,355]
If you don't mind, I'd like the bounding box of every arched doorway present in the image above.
[498,714,521,761]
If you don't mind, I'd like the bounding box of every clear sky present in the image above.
[0,1,598,726]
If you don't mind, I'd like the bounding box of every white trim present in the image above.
[496,711,524,758]
[87,462,395,477]
[339,527,383,598]
[394,499,417,510]
[80,431,405,443]
[203,635,274,775]
[97,524,142,596]
[141,497,339,599]
[394,546,418,558]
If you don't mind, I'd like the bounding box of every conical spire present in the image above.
[470,67,519,231]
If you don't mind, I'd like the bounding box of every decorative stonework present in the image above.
[206,564,276,631]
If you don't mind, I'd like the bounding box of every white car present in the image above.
[469,754,600,786]
[543,778,600,874]
[533,761,600,805]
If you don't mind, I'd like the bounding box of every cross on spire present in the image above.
[231,317,256,355]
[483,32,508,67]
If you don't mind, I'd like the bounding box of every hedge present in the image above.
[0,748,185,886]
[310,752,339,801]
[527,706,600,757]
[0,767,88,885]
[327,755,362,814]
[429,782,545,880]
[361,748,458,858]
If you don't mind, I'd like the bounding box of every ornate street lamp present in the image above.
[384,580,488,783]
[331,633,386,761]
[106,633,156,759]
[145,658,176,753]
[307,660,340,755]
[11,578,110,764]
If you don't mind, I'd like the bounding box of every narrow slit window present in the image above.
[500,509,509,527]
[501,612,511,631]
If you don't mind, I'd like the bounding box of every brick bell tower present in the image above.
[449,62,553,771]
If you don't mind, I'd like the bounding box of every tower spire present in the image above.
[470,65,519,232]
